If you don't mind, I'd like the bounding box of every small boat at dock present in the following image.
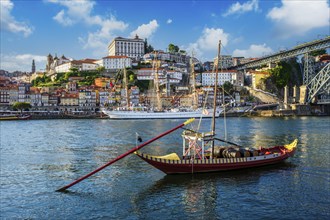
[0,114,31,120]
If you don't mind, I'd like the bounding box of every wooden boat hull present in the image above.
[135,140,297,174]
[0,115,31,120]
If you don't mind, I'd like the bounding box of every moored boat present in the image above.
[102,107,222,119]
[135,138,298,174]
[0,114,31,120]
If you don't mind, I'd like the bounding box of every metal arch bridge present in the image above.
[231,36,330,104]
[232,36,330,70]
[307,63,330,103]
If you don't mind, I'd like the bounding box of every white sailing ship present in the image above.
[102,106,221,119]
[102,55,223,119]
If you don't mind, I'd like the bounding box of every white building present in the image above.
[99,90,111,107]
[55,59,99,73]
[137,68,165,80]
[78,88,97,111]
[201,71,238,86]
[108,35,145,59]
[167,70,183,81]
[41,93,49,106]
[18,84,28,103]
[101,56,132,70]
[137,68,183,83]
[143,51,193,65]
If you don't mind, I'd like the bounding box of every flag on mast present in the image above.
[136,132,142,142]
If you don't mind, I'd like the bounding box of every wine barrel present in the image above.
[239,149,251,157]
[249,149,259,156]
[213,146,225,157]
[222,148,241,158]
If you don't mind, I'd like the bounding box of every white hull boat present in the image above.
[102,108,222,119]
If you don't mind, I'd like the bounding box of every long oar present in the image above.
[56,118,195,192]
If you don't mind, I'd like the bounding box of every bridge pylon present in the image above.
[303,53,316,85]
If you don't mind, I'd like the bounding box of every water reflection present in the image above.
[132,163,295,219]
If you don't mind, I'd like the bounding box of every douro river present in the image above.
[1,117,329,219]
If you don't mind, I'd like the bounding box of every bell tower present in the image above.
[46,53,53,72]
[31,59,36,73]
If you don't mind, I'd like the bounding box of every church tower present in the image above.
[31,59,36,73]
[46,53,53,72]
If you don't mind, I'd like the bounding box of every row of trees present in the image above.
[32,66,105,87]
[12,102,32,112]
[144,39,187,55]
[168,43,186,54]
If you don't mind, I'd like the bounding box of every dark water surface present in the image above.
[1,117,329,219]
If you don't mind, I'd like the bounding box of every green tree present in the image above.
[310,49,327,57]
[223,81,234,95]
[96,66,105,73]
[144,39,154,53]
[147,45,154,53]
[69,67,79,74]
[268,61,291,88]
[64,71,75,81]
[31,73,51,86]
[168,43,179,53]
[13,102,32,113]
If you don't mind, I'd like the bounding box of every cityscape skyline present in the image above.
[1,0,329,72]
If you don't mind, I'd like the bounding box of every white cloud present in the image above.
[53,10,74,26]
[48,0,96,26]
[130,20,159,39]
[185,28,229,60]
[48,0,128,55]
[267,0,330,38]
[167,19,172,24]
[0,0,33,37]
[0,53,47,72]
[223,0,259,17]
[233,44,273,58]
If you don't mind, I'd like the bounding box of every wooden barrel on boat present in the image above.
[239,149,251,157]
[222,148,241,158]
[214,146,226,157]
[248,149,259,156]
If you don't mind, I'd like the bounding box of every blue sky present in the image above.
[1,0,329,72]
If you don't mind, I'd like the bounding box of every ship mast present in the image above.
[211,40,221,158]
[123,68,130,109]
[190,56,198,110]
[153,52,162,111]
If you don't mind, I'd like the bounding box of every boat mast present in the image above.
[191,55,198,110]
[153,52,162,111]
[123,68,130,109]
[211,40,221,158]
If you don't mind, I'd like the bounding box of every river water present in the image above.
[0,117,329,219]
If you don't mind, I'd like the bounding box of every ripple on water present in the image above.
[0,118,329,219]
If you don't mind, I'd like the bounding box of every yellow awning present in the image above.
[151,153,181,160]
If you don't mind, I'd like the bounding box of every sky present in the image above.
[0,0,329,72]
